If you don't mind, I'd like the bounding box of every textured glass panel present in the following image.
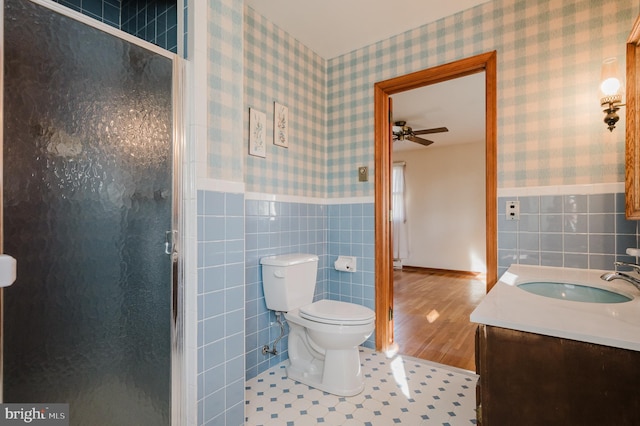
[3,1,173,424]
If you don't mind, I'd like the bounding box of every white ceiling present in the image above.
[245,0,491,59]
[245,0,489,150]
[391,73,485,151]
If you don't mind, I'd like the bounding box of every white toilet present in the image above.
[260,253,375,396]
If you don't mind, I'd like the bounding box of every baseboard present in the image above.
[399,265,486,280]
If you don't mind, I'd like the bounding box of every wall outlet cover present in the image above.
[506,200,520,221]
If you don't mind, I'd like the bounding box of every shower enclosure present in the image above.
[1,0,182,424]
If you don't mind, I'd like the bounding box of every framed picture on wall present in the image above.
[273,102,288,148]
[249,108,266,157]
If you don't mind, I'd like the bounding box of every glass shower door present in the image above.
[2,0,175,424]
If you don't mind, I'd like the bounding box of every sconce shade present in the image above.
[600,57,624,131]
[600,57,623,104]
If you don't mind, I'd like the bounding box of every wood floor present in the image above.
[392,267,486,371]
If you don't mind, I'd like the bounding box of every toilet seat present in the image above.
[299,300,375,326]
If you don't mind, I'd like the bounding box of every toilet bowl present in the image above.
[260,254,376,396]
[284,300,375,396]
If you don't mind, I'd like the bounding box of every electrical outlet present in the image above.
[506,201,520,220]
[358,166,368,182]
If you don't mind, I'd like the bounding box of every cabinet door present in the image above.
[477,325,640,425]
[474,326,483,426]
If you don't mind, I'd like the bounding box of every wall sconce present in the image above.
[600,57,625,132]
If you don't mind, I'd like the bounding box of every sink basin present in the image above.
[517,282,632,303]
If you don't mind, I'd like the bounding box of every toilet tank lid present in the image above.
[260,253,319,266]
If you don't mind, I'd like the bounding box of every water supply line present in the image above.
[262,311,285,356]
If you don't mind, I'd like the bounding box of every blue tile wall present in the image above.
[497,192,639,277]
[121,0,178,53]
[183,0,188,57]
[244,198,377,380]
[53,0,120,27]
[244,199,328,380]
[52,0,178,53]
[197,190,245,426]
[326,203,376,350]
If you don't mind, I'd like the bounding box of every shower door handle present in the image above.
[165,230,178,260]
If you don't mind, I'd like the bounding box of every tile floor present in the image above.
[245,347,478,425]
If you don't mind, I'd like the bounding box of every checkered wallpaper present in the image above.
[244,6,327,198]
[207,0,244,182]
[327,0,639,197]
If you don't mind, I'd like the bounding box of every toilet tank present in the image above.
[260,254,319,312]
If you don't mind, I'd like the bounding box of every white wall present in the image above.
[394,142,486,273]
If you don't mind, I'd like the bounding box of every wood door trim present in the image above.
[374,51,498,351]
[626,14,640,218]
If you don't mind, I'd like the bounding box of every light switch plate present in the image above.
[358,166,368,182]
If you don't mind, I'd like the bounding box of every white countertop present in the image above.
[470,264,640,352]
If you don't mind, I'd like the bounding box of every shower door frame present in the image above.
[0,0,187,424]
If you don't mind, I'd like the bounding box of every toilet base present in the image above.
[286,347,365,397]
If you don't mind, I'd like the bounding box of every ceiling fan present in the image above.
[392,121,448,147]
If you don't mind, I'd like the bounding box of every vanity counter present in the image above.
[470,264,640,351]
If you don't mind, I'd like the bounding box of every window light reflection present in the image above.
[385,342,400,358]
[469,249,487,273]
[500,271,518,286]
[390,356,411,399]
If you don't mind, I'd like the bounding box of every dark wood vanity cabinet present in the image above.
[475,325,640,426]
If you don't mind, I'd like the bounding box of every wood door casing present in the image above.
[374,51,498,352]
[625,14,640,218]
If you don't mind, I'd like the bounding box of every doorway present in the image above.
[2,0,183,424]
[374,52,498,354]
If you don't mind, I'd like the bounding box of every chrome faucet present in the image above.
[614,261,640,273]
[600,261,640,291]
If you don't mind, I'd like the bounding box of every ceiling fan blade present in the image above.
[413,127,449,135]
[408,136,434,146]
